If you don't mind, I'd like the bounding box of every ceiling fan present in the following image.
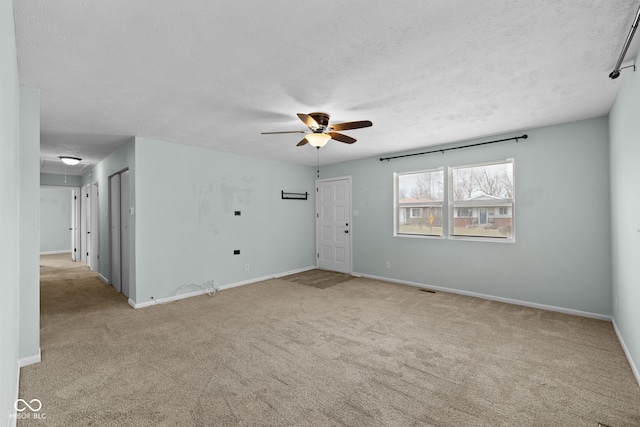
[261,112,372,148]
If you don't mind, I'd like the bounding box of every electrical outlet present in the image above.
[385,261,391,269]
[244,263,250,271]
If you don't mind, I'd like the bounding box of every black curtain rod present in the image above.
[609,4,640,79]
[379,134,528,162]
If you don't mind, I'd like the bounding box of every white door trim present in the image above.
[89,182,99,271]
[109,173,122,292]
[315,176,353,274]
[80,184,90,264]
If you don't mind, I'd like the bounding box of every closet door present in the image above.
[120,170,130,298]
[109,174,121,292]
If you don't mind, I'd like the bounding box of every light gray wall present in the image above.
[41,172,82,187]
[40,187,72,253]
[133,136,316,304]
[609,59,640,382]
[1,0,22,423]
[19,86,41,363]
[82,138,135,284]
[321,117,611,315]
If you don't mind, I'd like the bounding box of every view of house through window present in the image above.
[396,169,444,236]
[395,160,514,241]
[450,160,514,239]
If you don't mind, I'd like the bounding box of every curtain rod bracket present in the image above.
[611,64,637,79]
[609,4,640,79]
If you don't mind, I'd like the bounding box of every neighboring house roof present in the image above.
[467,194,504,201]
[399,197,441,207]
[454,193,512,207]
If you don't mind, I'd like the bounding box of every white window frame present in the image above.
[394,168,445,238]
[448,159,515,243]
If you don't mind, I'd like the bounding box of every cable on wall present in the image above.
[379,135,528,162]
[150,280,218,305]
[609,4,640,79]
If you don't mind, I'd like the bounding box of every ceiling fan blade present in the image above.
[329,132,357,144]
[296,138,309,146]
[297,113,319,129]
[261,130,305,135]
[329,120,372,132]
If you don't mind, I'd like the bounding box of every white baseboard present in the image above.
[98,273,109,284]
[612,318,640,387]
[273,266,316,278]
[11,360,20,427]
[356,273,613,321]
[129,266,316,309]
[39,250,71,255]
[18,348,41,367]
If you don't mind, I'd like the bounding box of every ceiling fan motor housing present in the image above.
[309,112,331,131]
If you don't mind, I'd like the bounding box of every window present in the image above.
[395,169,444,236]
[450,160,514,239]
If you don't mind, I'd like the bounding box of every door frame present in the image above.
[89,182,99,271]
[109,172,122,292]
[80,183,90,264]
[315,175,353,274]
[119,170,131,298]
[109,168,131,295]
[70,186,81,261]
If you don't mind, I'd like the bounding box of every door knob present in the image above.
[344,230,349,234]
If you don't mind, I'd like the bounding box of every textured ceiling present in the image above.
[14,0,640,175]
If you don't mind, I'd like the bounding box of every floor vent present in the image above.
[420,289,436,294]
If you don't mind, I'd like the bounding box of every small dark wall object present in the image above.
[234,211,241,216]
[233,250,240,255]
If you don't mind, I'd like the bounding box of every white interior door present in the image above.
[316,177,352,274]
[80,184,89,264]
[71,188,80,261]
[120,170,130,298]
[85,184,93,269]
[110,173,121,292]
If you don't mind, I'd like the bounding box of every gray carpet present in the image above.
[18,254,640,426]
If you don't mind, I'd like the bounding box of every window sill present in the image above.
[448,235,515,244]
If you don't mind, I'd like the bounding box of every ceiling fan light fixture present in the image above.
[59,156,82,166]
[305,133,331,148]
